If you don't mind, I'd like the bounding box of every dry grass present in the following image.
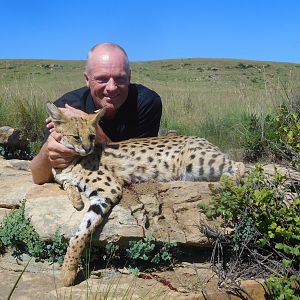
[0,58,299,157]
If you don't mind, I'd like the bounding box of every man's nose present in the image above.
[106,78,118,90]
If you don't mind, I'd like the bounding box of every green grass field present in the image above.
[0,58,300,158]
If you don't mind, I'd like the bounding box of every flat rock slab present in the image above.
[0,157,34,208]
[25,181,218,247]
[25,183,145,245]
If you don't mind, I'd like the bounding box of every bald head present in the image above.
[85,43,130,75]
[84,43,131,113]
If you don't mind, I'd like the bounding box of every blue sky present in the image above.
[1,0,299,63]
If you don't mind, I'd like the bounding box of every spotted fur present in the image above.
[46,103,245,286]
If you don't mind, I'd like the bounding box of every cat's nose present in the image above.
[82,144,93,154]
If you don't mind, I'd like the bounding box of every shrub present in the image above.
[199,165,300,298]
[242,100,300,167]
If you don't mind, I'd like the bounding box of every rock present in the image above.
[0,208,12,224]
[25,183,145,245]
[0,248,266,300]
[0,126,29,150]
[24,181,217,247]
[0,157,35,208]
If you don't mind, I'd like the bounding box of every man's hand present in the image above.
[46,131,78,169]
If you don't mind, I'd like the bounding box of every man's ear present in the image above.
[84,72,90,88]
[88,107,107,126]
[46,102,67,125]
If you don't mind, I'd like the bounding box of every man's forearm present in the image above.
[31,144,54,184]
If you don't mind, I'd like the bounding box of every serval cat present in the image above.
[46,103,245,286]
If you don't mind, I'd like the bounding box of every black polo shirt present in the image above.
[44,83,162,142]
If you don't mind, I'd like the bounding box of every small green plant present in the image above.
[44,228,68,264]
[266,273,300,300]
[0,204,44,257]
[102,242,120,262]
[126,232,177,274]
[0,204,68,263]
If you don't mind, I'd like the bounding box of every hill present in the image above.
[0,58,300,155]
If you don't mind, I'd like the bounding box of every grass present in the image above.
[0,58,299,158]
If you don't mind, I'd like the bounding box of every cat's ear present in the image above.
[88,106,107,126]
[46,102,68,125]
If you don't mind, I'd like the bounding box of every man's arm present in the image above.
[31,132,78,184]
[31,105,110,184]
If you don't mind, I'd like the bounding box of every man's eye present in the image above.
[115,77,127,85]
[95,77,108,84]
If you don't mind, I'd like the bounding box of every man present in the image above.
[31,43,162,184]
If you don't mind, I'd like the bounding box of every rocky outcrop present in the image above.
[1,157,298,247]
[24,180,216,247]
[0,156,216,247]
[0,126,29,151]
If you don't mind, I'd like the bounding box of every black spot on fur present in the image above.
[104,182,111,186]
[199,167,204,176]
[89,190,98,197]
[148,157,154,162]
[107,144,120,149]
[105,197,113,206]
[186,163,192,173]
[141,149,146,153]
[111,188,117,194]
[219,163,225,174]
[164,162,169,169]
[88,204,103,216]
[101,202,108,208]
[106,176,112,182]
[86,219,91,228]
[98,170,104,175]
[208,159,215,166]
[190,154,195,159]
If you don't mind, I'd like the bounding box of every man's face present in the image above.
[84,49,130,115]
